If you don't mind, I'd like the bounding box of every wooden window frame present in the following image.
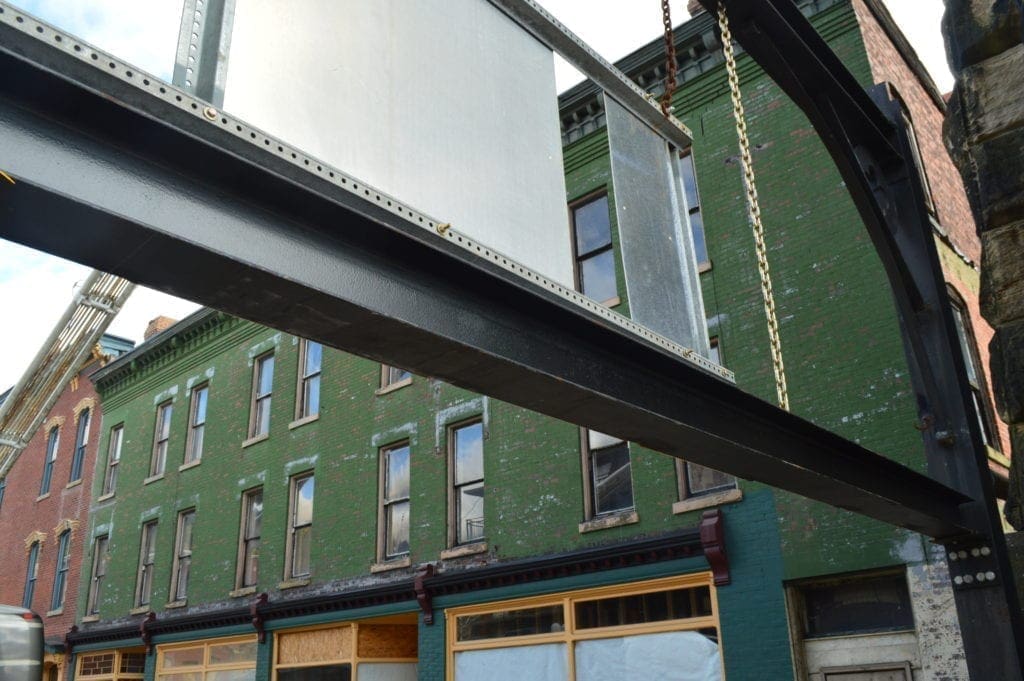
[150,401,173,478]
[377,441,411,562]
[569,190,620,307]
[101,424,123,497]
[448,418,485,548]
[39,426,59,496]
[184,384,208,465]
[134,520,158,608]
[294,340,322,421]
[285,472,314,580]
[50,529,71,611]
[678,151,711,271]
[948,289,1001,451]
[580,428,634,522]
[76,648,147,681]
[23,540,40,609]
[235,487,263,590]
[445,572,723,681]
[87,535,109,615]
[155,635,257,681]
[271,621,419,681]
[248,352,275,439]
[378,364,413,394]
[168,509,195,604]
[69,407,91,483]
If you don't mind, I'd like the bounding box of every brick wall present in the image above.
[0,360,104,648]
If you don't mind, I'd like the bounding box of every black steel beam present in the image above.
[0,7,972,539]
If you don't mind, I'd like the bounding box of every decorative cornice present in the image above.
[25,530,46,551]
[72,398,95,423]
[53,518,79,537]
[69,527,707,648]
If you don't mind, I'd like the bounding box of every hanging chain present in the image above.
[660,0,678,116]
[717,2,790,411]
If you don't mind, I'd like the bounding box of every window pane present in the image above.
[387,500,410,557]
[575,586,711,629]
[386,446,411,500]
[207,671,256,681]
[456,604,565,641]
[455,644,567,681]
[243,538,260,586]
[175,557,191,601]
[79,653,115,677]
[120,653,146,674]
[686,463,735,496]
[254,397,271,436]
[458,482,485,544]
[194,387,208,424]
[305,341,323,375]
[159,405,173,439]
[163,647,204,668]
[209,641,257,666]
[591,443,633,515]
[277,665,350,681]
[801,573,914,638]
[304,375,320,416]
[573,196,612,256]
[291,526,311,576]
[679,155,699,209]
[575,630,722,681]
[257,355,275,395]
[689,210,708,265]
[580,250,617,302]
[190,425,205,461]
[386,366,411,385]
[294,477,315,526]
[587,430,623,450]
[109,427,123,463]
[246,492,263,538]
[454,422,484,484]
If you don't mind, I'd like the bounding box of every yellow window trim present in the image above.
[444,572,723,681]
[271,619,419,681]
[155,634,257,678]
[76,647,146,681]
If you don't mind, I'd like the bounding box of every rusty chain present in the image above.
[660,0,678,116]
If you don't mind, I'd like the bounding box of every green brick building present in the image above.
[65,2,1003,680]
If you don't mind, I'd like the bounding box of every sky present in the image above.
[0,0,952,390]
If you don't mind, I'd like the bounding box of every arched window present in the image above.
[948,289,1000,450]
[23,541,40,609]
[51,529,71,610]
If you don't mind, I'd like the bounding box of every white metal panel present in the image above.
[222,0,573,286]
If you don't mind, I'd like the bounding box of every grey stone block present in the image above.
[943,0,1022,72]
[981,221,1024,325]
[954,44,1024,144]
[990,318,1024,423]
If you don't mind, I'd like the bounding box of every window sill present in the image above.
[179,459,202,472]
[672,488,743,515]
[45,608,64,617]
[97,492,115,502]
[578,510,639,534]
[82,615,100,623]
[242,433,270,449]
[370,556,412,573]
[165,600,187,609]
[440,543,488,560]
[600,295,621,308]
[129,606,151,616]
[36,493,51,502]
[66,479,83,489]
[289,414,320,430]
[143,474,165,486]
[229,586,258,598]
[698,260,713,274]
[278,577,311,590]
[375,377,413,396]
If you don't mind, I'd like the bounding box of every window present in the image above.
[169,510,195,603]
[77,648,146,681]
[155,636,257,681]
[273,622,418,680]
[296,340,322,419]
[135,521,158,607]
[39,426,59,495]
[286,473,314,579]
[87,535,109,615]
[185,385,208,464]
[582,430,634,518]
[949,293,1000,450]
[570,193,618,304]
[450,420,485,546]
[23,541,40,608]
[150,402,173,477]
[69,407,91,482]
[447,573,722,681]
[236,488,262,589]
[902,110,935,216]
[50,529,71,610]
[379,442,411,560]
[102,425,123,496]
[249,353,274,438]
[795,572,914,638]
[0,478,6,512]
[380,364,412,390]
[679,152,709,268]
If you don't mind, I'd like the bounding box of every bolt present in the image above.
[986,571,996,581]
[948,552,957,561]
[954,576,963,585]
[958,550,968,559]
[203,106,218,121]
[976,572,986,582]
[963,574,974,584]
[971,548,980,557]
[980,546,991,556]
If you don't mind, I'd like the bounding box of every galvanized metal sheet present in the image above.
[604,94,710,356]
[221,0,573,286]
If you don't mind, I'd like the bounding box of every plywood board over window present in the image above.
[273,618,418,681]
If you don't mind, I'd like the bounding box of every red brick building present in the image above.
[0,335,132,680]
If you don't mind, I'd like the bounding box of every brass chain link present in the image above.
[717,2,790,410]
[660,0,678,116]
